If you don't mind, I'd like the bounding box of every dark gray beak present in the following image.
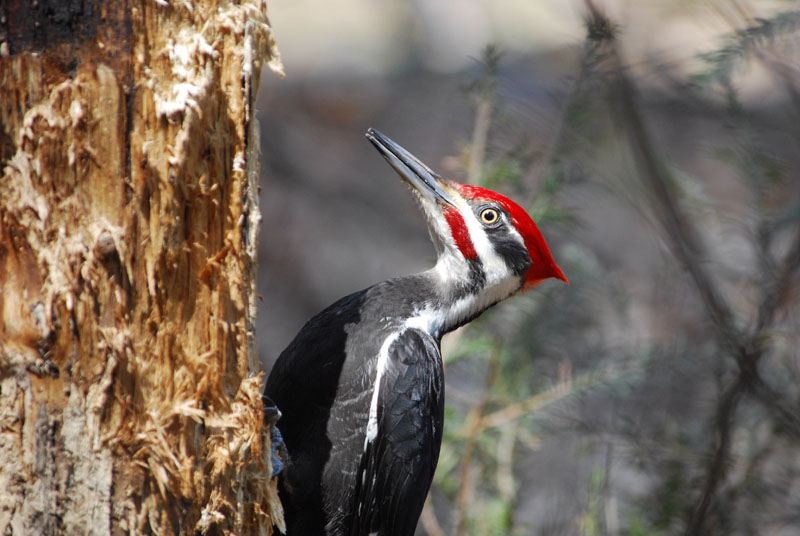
[366,128,456,208]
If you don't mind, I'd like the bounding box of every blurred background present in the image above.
[255,1,800,534]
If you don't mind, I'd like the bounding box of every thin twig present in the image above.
[453,340,502,536]
[755,225,800,332]
[466,45,499,186]
[610,50,740,354]
[731,0,800,117]
[478,360,641,432]
[467,99,492,186]
[520,4,609,210]
[686,377,746,536]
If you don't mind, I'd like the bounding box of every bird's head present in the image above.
[367,128,567,304]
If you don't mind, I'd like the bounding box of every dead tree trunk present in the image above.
[0,1,284,534]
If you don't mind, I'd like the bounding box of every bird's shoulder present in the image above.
[270,276,434,374]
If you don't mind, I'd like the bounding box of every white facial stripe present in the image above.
[453,197,512,286]
[504,220,526,251]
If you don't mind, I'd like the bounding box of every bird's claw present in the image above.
[262,394,286,479]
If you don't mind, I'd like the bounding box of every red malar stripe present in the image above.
[444,208,478,260]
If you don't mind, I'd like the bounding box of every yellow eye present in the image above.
[480,208,499,225]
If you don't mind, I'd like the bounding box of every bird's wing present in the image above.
[350,328,445,536]
[265,289,368,426]
[264,289,370,533]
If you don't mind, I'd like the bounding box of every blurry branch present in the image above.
[580,2,800,534]
[709,0,800,438]
[687,376,746,535]
[719,432,776,531]
[496,421,518,508]
[602,443,620,536]
[595,1,800,429]
[710,1,800,126]
[453,340,502,536]
[520,9,612,209]
[693,8,800,94]
[581,445,619,536]
[478,359,641,433]
[520,59,585,206]
[465,45,502,185]
[757,48,800,115]
[599,31,738,354]
[467,100,491,186]
[755,226,800,333]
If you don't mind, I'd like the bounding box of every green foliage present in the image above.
[692,11,800,90]
[472,496,514,536]
[580,468,607,536]
[623,513,667,536]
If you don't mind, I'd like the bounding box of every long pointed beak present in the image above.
[366,128,457,208]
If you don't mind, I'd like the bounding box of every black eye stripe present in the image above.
[484,226,531,276]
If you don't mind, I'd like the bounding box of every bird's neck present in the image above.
[401,254,521,339]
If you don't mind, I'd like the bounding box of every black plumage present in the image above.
[351,328,444,536]
[265,278,444,536]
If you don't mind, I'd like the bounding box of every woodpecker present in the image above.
[265,129,567,536]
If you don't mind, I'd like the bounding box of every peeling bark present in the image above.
[0,1,284,534]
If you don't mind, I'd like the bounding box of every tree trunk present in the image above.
[0,1,284,534]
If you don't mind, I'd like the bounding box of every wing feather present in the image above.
[350,328,445,536]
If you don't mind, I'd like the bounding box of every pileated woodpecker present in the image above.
[265,129,567,535]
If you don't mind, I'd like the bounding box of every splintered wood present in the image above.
[0,1,284,534]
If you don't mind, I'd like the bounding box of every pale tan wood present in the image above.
[0,1,284,534]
